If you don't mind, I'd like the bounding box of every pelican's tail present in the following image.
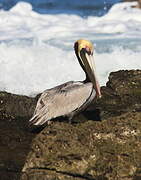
[28,114,46,133]
[29,114,39,125]
[29,111,49,126]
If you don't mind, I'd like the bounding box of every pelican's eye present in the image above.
[85,46,93,55]
[81,46,92,56]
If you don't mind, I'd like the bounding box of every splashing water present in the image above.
[0,1,141,96]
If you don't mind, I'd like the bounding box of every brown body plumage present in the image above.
[29,39,101,126]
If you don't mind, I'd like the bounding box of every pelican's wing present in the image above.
[29,81,95,125]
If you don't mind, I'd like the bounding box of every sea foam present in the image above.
[0,1,141,96]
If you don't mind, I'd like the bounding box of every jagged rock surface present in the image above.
[0,70,141,180]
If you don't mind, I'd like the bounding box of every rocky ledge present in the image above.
[123,0,141,8]
[0,70,141,180]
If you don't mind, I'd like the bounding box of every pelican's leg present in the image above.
[68,117,73,124]
[67,114,74,124]
[47,120,53,125]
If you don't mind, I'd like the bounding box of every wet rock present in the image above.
[0,70,141,180]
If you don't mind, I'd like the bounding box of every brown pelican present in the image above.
[29,39,101,126]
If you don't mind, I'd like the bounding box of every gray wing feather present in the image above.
[29,81,95,125]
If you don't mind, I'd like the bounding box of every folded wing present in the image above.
[29,81,95,126]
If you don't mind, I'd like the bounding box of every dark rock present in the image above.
[22,112,141,180]
[0,92,37,179]
[95,70,141,118]
[0,70,141,180]
[0,91,37,120]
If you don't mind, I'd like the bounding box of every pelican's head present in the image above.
[74,39,101,98]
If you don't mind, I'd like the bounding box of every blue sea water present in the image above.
[0,0,140,96]
[0,0,121,16]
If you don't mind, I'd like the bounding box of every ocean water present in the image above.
[0,1,141,96]
[0,0,120,16]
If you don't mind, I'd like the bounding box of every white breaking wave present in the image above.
[0,1,141,41]
[0,1,141,96]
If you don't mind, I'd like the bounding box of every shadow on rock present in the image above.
[0,92,39,179]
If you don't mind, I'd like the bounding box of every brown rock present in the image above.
[0,92,37,179]
[22,70,141,180]
[0,70,141,180]
[0,91,37,119]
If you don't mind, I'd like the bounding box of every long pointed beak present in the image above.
[79,49,101,98]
